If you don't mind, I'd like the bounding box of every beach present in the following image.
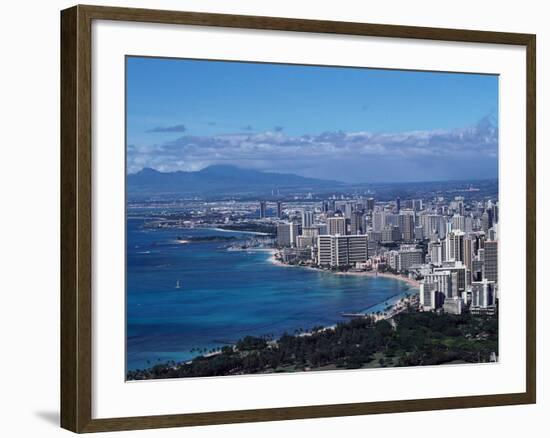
[268,250,420,288]
[336,270,420,288]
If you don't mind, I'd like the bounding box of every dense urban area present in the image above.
[128,178,499,378]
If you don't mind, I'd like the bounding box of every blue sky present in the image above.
[126,56,498,183]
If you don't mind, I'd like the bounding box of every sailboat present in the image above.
[175,280,181,289]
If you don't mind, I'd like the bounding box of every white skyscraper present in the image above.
[317,235,333,266]
[471,279,496,308]
[421,214,446,239]
[372,211,387,232]
[420,282,440,310]
[327,216,347,235]
[429,240,443,266]
[276,223,301,247]
[452,214,465,231]
[454,196,465,215]
[317,235,368,267]
[445,230,465,262]
[301,210,314,228]
[398,211,415,241]
[464,215,474,233]
[424,270,456,299]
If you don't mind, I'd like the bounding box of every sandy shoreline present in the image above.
[268,251,419,288]
[335,270,420,288]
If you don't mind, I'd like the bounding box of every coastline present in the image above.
[128,246,422,374]
[336,270,420,288]
[266,250,419,325]
[268,250,419,288]
[131,243,420,371]
[209,227,270,236]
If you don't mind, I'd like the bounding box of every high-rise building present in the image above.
[317,235,333,265]
[428,240,443,266]
[481,211,490,234]
[276,223,301,247]
[276,223,291,247]
[317,235,368,267]
[302,227,320,239]
[455,196,465,216]
[424,270,457,299]
[387,250,399,270]
[342,235,369,266]
[296,235,314,249]
[484,240,498,282]
[395,247,423,272]
[487,208,494,229]
[367,231,382,243]
[463,237,474,285]
[420,282,435,310]
[276,201,283,218]
[395,197,401,213]
[472,258,484,282]
[445,230,465,262]
[471,232,486,254]
[452,214,465,231]
[435,261,467,293]
[398,211,415,241]
[349,211,364,235]
[381,225,401,243]
[302,210,314,228]
[419,282,445,310]
[372,211,387,232]
[386,214,399,227]
[259,201,267,219]
[344,202,355,219]
[366,198,375,212]
[471,279,496,308]
[420,214,446,239]
[464,215,474,233]
[443,296,464,315]
[492,204,499,225]
[327,216,347,235]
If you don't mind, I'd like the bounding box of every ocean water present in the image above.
[126,218,416,371]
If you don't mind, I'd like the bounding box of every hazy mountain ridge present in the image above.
[127,165,345,198]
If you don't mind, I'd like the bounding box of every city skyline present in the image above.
[126,57,499,183]
[127,179,500,378]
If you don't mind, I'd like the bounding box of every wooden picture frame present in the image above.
[61,4,536,433]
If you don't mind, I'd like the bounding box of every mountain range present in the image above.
[127,165,344,198]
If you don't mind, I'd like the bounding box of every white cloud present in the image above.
[127,115,498,182]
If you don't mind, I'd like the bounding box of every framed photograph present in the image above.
[60,4,536,433]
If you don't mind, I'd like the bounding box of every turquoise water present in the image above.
[126,218,416,371]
